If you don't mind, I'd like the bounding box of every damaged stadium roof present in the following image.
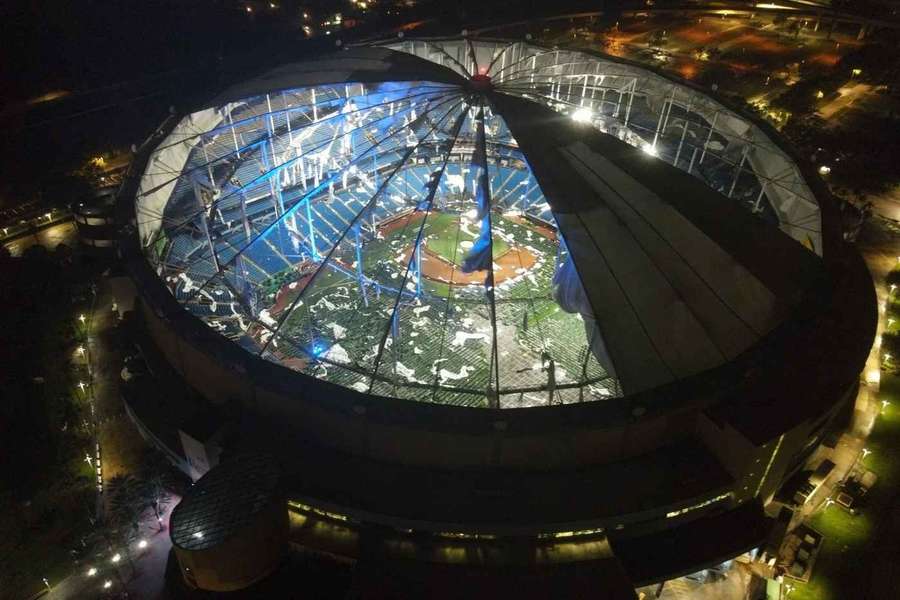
[134,39,826,407]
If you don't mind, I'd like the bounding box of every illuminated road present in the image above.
[3,220,77,256]
[817,82,873,119]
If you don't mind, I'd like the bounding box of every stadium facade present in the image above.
[120,38,876,594]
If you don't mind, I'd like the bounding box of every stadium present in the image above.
[120,38,876,594]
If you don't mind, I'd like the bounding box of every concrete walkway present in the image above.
[636,563,752,600]
[44,504,175,599]
[40,272,173,600]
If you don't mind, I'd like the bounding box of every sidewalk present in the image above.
[786,215,900,600]
[45,504,176,600]
[39,272,169,600]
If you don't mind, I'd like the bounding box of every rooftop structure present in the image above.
[135,40,825,408]
[121,37,876,593]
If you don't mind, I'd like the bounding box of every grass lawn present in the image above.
[423,212,509,267]
[790,375,900,600]
[1,482,95,599]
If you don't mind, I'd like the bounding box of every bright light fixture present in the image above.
[818,165,831,175]
[138,540,148,549]
[87,567,97,577]
[103,580,112,589]
[571,108,593,123]
[111,553,121,563]
[641,144,658,157]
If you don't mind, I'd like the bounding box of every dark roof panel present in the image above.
[170,453,280,551]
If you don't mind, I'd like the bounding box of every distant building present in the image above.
[72,189,116,250]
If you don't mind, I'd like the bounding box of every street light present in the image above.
[103,580,112,589]
[138,539,148,549]
[87,567,97,577]
[111,553,121,563]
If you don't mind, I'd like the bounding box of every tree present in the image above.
[106,448,183,534]
[134,449,183,530]
[106,475,150,529]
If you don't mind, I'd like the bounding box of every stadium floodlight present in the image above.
[571,108,593,123]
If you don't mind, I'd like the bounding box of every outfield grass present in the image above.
[423,212,509,266]
[266,209,618,406]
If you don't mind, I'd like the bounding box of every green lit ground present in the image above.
[422,211,509,266]
[790,374,900,600]
[264,209,610,406]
